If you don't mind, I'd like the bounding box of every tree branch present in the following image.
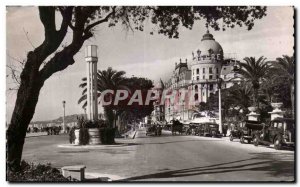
[58,6,74,35]
[84,6,116,33]
[22,28,36,49]
[34,6,73,64]
[6,64,21,86]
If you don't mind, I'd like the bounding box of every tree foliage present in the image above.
[236,56,270,107]
[78,68,154,127]
[262,55,295,117]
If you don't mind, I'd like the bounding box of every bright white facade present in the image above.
[163,31,240,123]
[85,45,98,122]
[190,30,223,103]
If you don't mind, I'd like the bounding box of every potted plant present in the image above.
[69,116,116,145]
[69,116,89,145]
[98,120,115,144]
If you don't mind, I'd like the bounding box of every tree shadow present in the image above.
[136,139,223,145]
[120,152,294,181]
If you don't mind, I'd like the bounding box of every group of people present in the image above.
[26,126,63,135]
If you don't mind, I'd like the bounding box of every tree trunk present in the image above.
[7,71,44,171]
[6,6,108,171]
[253,88,259,108]
[104,107,114,128]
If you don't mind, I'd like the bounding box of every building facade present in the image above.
[163,31,240,123]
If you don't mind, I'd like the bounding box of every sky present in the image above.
[6,6,294,122]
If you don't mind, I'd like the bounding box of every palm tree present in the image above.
[78,67,129,127]
[237,56,270,108]
[270,55,295,117]
[227,82,252,112]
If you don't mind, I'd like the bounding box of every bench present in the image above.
[61,165,86,181]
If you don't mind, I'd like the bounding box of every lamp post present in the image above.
[62,100,66,133]
[217,78,223,134]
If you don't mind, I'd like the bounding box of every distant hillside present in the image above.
[30,114,86,125]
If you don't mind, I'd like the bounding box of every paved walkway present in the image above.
[26,132,48,137]
[22,129,294,181]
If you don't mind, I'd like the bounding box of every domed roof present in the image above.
[196,30,223,57]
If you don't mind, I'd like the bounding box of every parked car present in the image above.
[157,125,162,136]
[253,118,295,150]
[229,123,243,141]
[171,120,184,135]
[240,120,263,144]
[146,124,162,136]
[198,122,222,137]
[185,123,197,135]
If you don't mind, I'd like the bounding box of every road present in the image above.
[22,129,294,182]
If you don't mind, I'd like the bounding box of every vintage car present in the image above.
[185,123,197,135]
[253,118,295,150]
[171,120,184,135]
[146,125,162,136]
[229,123,243,141]
[240,120,263,144]
[198,122,222,137]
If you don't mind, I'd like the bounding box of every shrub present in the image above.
[79,128,89,145]
[85,120,99,128]
[7,160,69,182]
[99,128,115,144]
[71,116,115,145]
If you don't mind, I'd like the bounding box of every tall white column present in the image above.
[85,45,98,122]
[93,62,98,121]
[86,61,91,120]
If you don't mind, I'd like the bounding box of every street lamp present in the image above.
[62,100,66,133]
[217,78,223,135]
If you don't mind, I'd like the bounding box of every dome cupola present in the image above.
[194,30,224,61]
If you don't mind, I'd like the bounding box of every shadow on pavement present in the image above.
[83,177,111,182]
[120,152,294,181]
[136,139,223,145]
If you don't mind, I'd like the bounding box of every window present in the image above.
[195,85,198,90]
[196,68,199,74]
[216,75,219,79]
[209,67,212,74]
[203,68,205,73]
[209,84,213,91]
[197,76,199,81]
[194,93,198,101]
[203,75,205,79]
[209,75,213,80]
[216,68,219,74]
